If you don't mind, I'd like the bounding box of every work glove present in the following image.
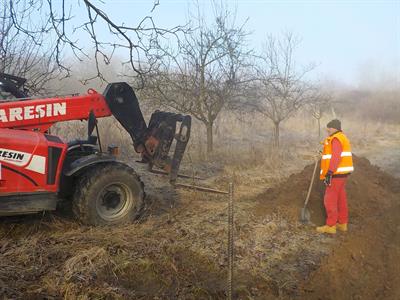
[324,171,333,186]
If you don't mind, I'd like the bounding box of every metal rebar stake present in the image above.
[227,182,234,300]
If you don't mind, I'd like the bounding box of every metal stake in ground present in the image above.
[227,182,234,300]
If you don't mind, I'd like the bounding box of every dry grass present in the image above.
[0,213,229,299]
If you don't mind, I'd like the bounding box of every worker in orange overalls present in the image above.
[317,119,354,234]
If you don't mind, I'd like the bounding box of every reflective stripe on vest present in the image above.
[337,166,354,172]
[320,131,354,179]
[321,151,353,160]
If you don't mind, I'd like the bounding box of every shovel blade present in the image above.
[300,207,311,223]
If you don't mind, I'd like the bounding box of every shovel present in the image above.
[300,158,319,223]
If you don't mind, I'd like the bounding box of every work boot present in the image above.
[336,223,348,232]
[316,225,336,234]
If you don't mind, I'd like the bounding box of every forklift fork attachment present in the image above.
[170,114,191,183]
[149,169,203,180]
[175,183,229,194]
[147,111,191,184]
[103,82,191,184]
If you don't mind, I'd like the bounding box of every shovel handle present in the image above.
[304,159,319,207]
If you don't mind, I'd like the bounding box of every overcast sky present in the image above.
[85,0,399,87]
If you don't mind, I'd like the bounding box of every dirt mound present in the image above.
[253,155,400,299]
[255,155,400,225]
[301,202,400,300]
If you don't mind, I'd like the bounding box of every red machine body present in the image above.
[0,89,111,195]
[0,129,67,194]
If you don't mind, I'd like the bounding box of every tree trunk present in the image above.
[273,122,280,148]
[330,106,337,119]
[206,122,214,153]
[317,118,321,140]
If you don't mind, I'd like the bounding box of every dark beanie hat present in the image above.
[327,119,341,130]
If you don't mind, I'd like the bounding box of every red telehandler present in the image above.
[0,73,191,225]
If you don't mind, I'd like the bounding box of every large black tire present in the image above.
[72,162,145,225]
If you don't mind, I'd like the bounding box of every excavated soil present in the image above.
[254,155,400,299]
[0,155,399,299]
[254,155,400,225]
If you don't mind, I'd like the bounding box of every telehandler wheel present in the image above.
[72,162,145,226]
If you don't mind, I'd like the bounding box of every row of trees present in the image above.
[142,8,324,150]
[1,1,332,152]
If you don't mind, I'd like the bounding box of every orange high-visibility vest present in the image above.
[320,131,354,180]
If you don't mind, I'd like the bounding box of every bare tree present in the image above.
[5,0,185,86]
[0,1,58,94]
[144,6,251,153]
[308,92,332,140]
[254,32,316,147]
